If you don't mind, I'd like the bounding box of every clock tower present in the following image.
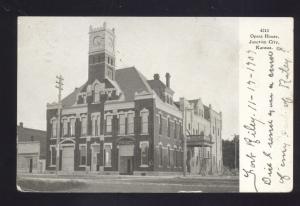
[88,22,116,83]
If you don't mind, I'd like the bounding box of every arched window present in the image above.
[94,83,101,102]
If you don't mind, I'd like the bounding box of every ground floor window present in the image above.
[140,141,149,166]
[178,150,182,168]
[173,149,177,168]
[79,145,87,165]
[158,145,163,167]
[104,144,112,167]
[50,146,56,166]
[167,146,171,167]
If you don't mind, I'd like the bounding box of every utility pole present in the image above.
[55,74,64,175]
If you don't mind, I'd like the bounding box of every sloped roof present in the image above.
[115,67,152,101]
[148,79,166,90]
[61,81,88,107]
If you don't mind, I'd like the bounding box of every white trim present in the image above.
[50,117,57,122]
[91,79,104,90]
[134,90,155,100]
[79,113,87,120]
[104,143,113,148]
[116,110,127,118]
[139,108,149,116]
[60,137,76,144]
[91,112,101,118]
[61,116,69,122]
[90,142,100,148]
[60,143,75,148]
[62,106,87,116]
[139,141,149,148]
[104,111,113,118]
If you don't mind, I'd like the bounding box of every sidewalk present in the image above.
[18,172,238,181]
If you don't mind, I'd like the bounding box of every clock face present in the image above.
[93,36,104,48]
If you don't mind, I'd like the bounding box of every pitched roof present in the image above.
[115,67,152,101]
[61,81,87,107]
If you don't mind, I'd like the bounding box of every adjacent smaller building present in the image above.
[17,122,47,173]
[177,98,223,175]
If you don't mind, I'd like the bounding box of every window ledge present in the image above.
[104,165,112,168]
[140,133,149,135]
[79,165,86,167]
[50,138,57,140]
[139,164,149,168]
[104,135,112,137]
[117,134,135,137]
[49,165,56,167]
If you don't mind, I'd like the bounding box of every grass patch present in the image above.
[17,178,86,192]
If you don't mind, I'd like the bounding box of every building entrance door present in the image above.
[62,146,74,172]
[91,145,100,172]
[118,144,134,175]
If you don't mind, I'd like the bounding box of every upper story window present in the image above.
[92,114,100,136]
[106,115,113,134]
[167,117,171,137]
[51,119,57,138]
[127,112,134,134]
[70,118,76,136]
[140,109,149,134]
[119,114,126,135]
[174,120,177,138]
[62,118,68,136]
[81,116,87,136]
[158,114,162,135]
[94,83,101,103]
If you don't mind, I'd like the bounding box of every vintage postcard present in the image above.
[17,17,293,193]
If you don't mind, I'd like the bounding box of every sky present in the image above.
[18,17,239,140]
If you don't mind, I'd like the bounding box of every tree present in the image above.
[222,134,239,170]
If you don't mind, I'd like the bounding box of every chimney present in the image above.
[19,122,23,128]
[165,73,171,88]
[153,73,160,80]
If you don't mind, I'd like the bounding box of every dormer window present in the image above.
[94,83,101,102]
